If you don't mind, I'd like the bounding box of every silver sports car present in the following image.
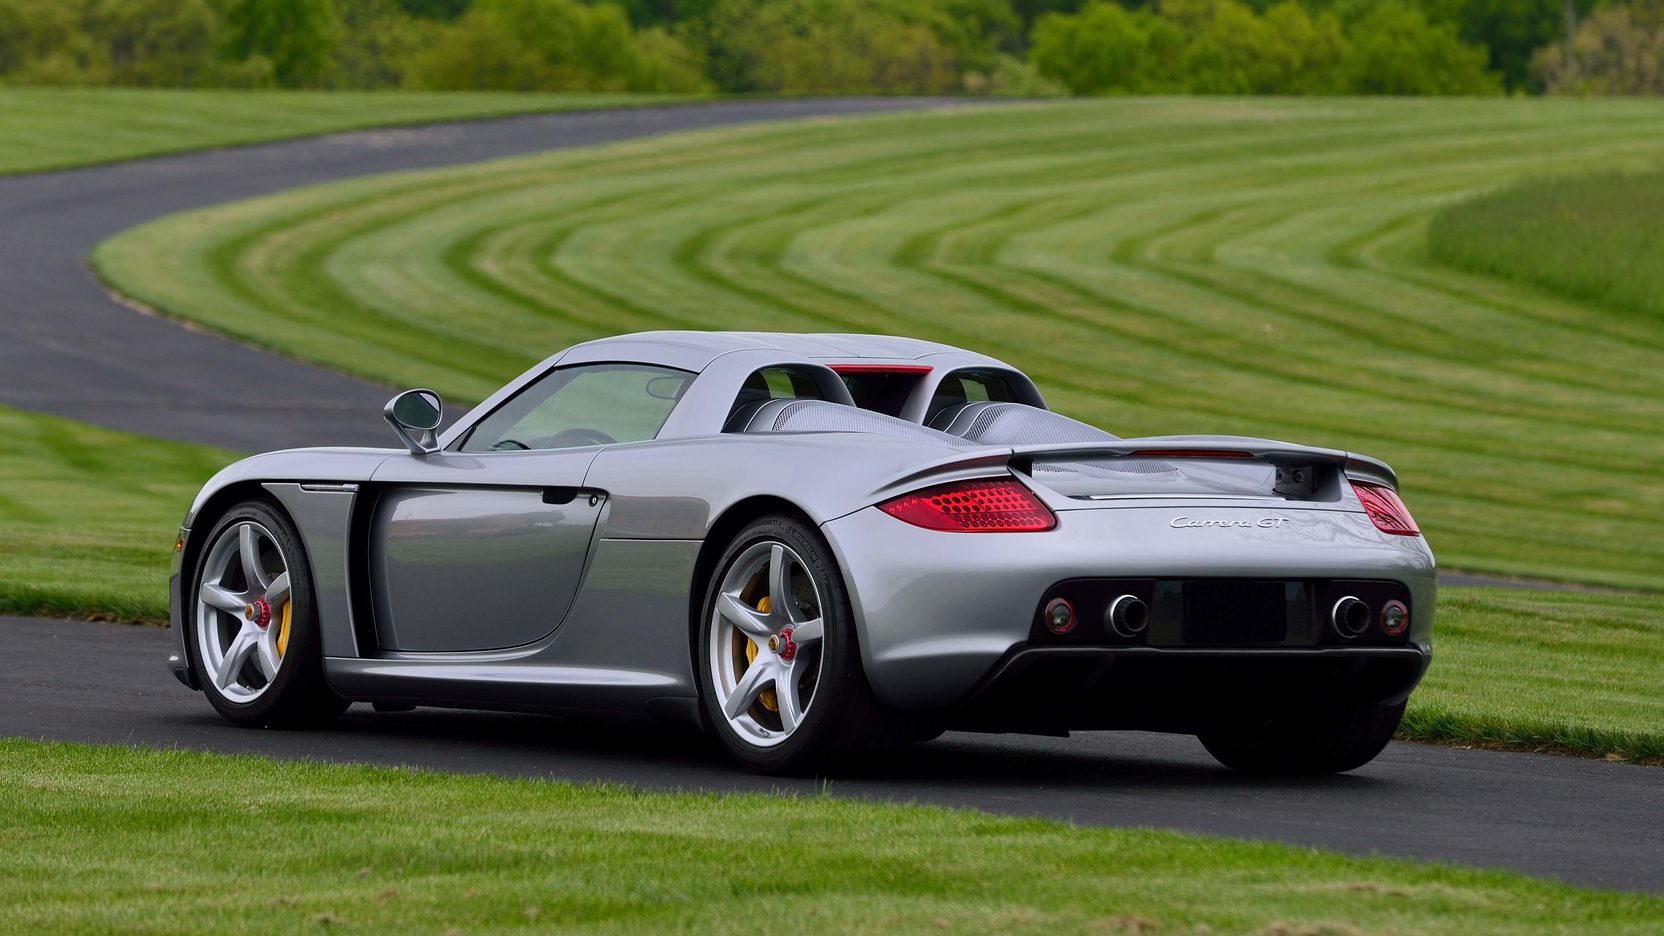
[168,331,1434,775]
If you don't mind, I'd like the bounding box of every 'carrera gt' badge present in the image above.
[1170,516,1291,529]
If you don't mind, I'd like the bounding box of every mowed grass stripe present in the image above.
[0,88,683,175]
[95,98,1664,588]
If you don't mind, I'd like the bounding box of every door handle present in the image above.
[541,487,578,505]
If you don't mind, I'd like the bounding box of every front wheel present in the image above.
[1197,701,1405,775]
[187,499,347,728]
[696,515,906,774]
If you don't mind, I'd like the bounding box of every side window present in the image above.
[459,363,692,453]
[927,369,1018,422]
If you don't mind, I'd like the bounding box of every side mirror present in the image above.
[384,389,443,455]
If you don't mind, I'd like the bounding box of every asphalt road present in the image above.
[4,615,1659,893]
[0,98,975,453]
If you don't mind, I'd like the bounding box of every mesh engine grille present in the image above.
[749,400,980,448]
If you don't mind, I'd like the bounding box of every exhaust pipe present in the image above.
[1332,596,1371,638]
[1107,594,1149,638]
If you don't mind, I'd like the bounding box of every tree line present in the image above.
[0,0,1659,96]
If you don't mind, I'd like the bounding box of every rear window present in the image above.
[839,371,927,417]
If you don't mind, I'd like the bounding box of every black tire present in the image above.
[187,498,348,729]
[1197,701,1405,775]
[696,514,908,775]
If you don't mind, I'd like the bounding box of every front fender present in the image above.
[183,448,397,529]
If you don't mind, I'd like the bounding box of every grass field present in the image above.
[4,739,1661,934]
[1404,588,1664,764]
[1428,169,1664,322]
[0,88,680,175]
[92,97,1664,591]
[3,395,1660,762]
[0,405,227,622]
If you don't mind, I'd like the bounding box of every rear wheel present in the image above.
[697,515,906,774]
[1197,701,1405,775]
[188,499,347,728]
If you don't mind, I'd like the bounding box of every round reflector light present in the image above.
[1043,597,1076,635]
[1380,600,1409,637]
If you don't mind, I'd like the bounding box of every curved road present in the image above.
[0,101,1652,892]
[0,99,970,452]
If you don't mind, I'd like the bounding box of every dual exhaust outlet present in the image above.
[1045,592,1406,640]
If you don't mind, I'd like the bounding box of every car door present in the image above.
[368,449,604,652]
[365,362,694,653]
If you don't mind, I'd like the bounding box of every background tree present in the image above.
[225,0,337,87]
[326,0,436,89]
[1418,0,1591,91]
[1533,3,1664,94]
[1030,1,1180,93]
[405,0,707,91]
[691,0,960,93]
[1346,1,1503,94]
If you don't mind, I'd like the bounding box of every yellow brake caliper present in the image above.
[743,595,778,712]
[276,600,292,658]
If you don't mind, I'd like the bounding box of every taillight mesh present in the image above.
[1351,480,1420,536]
[880,478,1056,532]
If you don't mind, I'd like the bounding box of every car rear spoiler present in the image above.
[868,436,1399,504]
[1006,437,1400,489]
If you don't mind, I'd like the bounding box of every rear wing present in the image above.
[1005,437,1399,501]
[866,435,1399,506]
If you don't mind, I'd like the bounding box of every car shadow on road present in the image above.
[177,703,1396,799]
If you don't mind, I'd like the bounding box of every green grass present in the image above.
[0,405,228,622]
[1,396,1660,760]
[92,97,1664,591]
[0,88,684,175]
[4,739,1662,934]
[1428,169,1664,322]
[1404,588,1664,764]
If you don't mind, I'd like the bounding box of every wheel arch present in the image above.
[686,495,820,660]
[178,483,342,676]
[179,482,287,616]
[174,483,299,697]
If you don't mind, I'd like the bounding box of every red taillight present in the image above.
[1351,480,1419,536]
[879,478,1056,532]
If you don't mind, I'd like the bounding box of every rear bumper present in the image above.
[948,645,1429,734]
[823,502,1436,710]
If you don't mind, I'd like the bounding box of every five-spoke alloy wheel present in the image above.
[697,515,905,774]
[196,519,292,703]
[188,499,346,727]
[708,540,826,746]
